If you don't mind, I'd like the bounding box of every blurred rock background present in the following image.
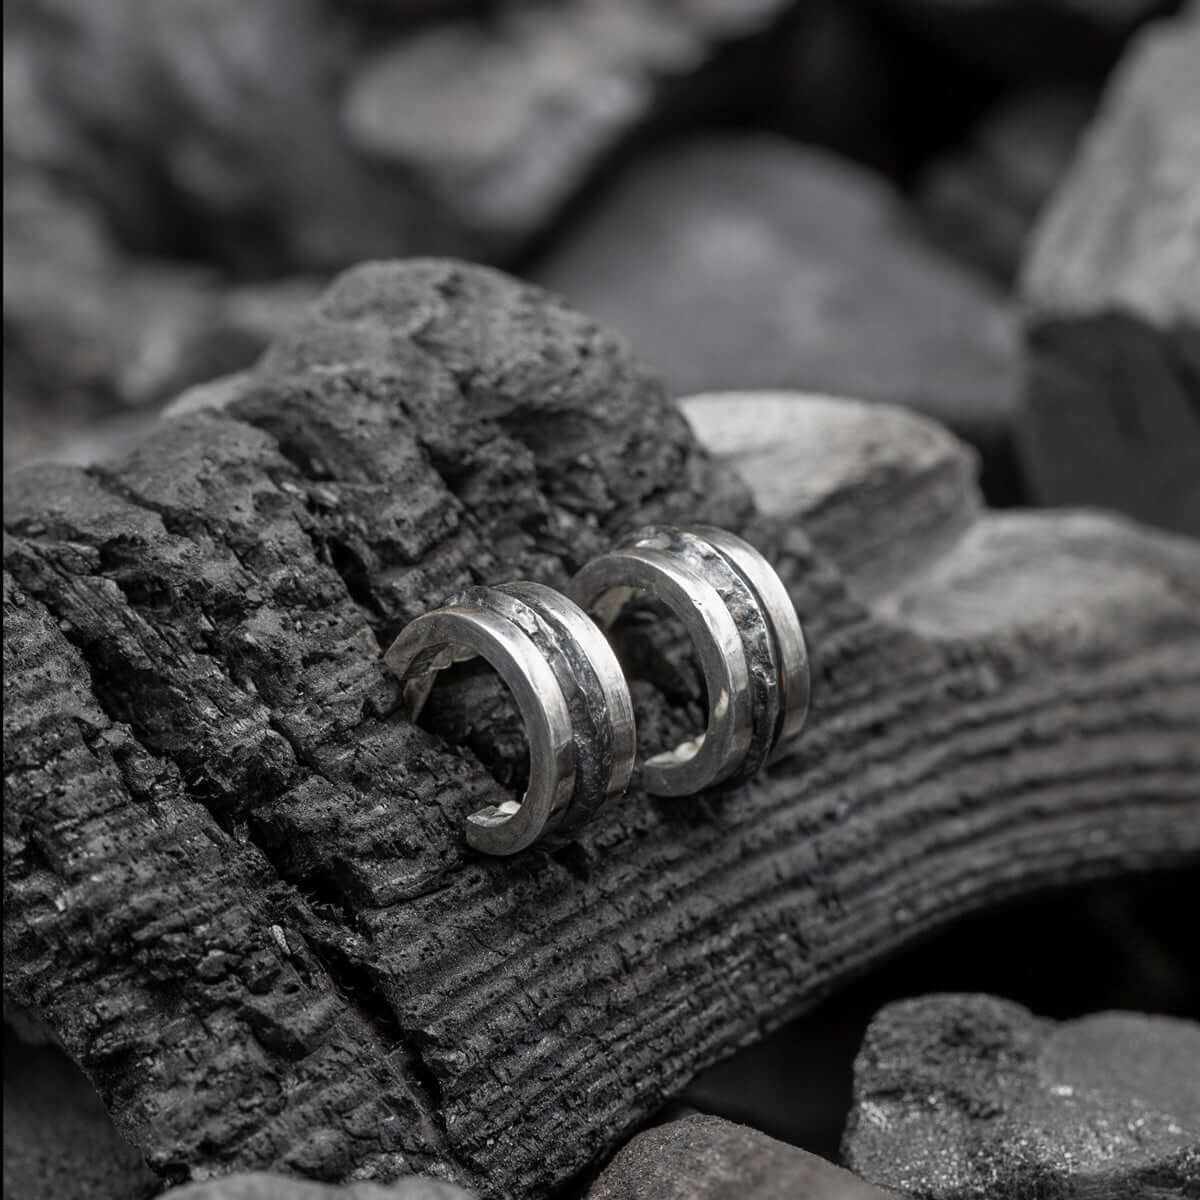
[7,0,1195,519]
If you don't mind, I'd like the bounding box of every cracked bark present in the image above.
[4,259,1200,1200]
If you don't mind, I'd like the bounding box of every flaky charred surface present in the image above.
[4,261,1200,1199]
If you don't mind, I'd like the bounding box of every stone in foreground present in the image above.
[587,1114,897,1200]
[843,993,1200,1198]
[1019,12,1200,536]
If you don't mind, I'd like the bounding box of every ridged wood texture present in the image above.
[5,261,1200,1199]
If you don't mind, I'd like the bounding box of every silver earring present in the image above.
[569,525,809,796]
[384,582,636,855]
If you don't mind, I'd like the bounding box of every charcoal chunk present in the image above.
[844,994,1200,1198]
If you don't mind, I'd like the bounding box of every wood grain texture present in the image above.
[5,260,1200,1200]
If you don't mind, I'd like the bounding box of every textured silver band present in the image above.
[384,582,636,854]
[569,525,809,796]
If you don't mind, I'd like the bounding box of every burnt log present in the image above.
[1019,13,1200,537]
[4,260,1200,1199]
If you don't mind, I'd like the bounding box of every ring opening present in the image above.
[593,588,710,770]
[407,652,532,823]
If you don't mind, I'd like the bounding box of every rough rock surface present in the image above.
[843,994,1200,1199]
[918,87,1094,284]
[531,138,1021,501]
[5,261,1200,1199]
[1019,13,1200,536]
[585,1114,897,1199]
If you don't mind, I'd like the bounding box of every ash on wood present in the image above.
[843,993,1200,1198]
[1019,13,1200,537]
[585,1113,897,1200]
[4,261,1200,1200]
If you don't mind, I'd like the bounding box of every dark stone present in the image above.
[3,1025,159,1200]
[681,866,1200,1162]
[585,1114,897,1199]
[530,138,1021,502]
[679,392,980,602]
[3,168,320,465]
[1019,13,1200,537]
[875,0,1173,80]
[753,1,907,171]
[342,1,794,258]
[7,0,796,273]
[5,0,418,272]
[4,260,1200,1198]
[843,994,1200,1199]
[918,86,1095,284]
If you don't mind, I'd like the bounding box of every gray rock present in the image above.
[342,0,791,253]
[8,0,794,272]
[3,169,320,465]
[918,86,1095,284]
[586,1114,898,1200]
[1019,12,1200,536]
[3,1028,158,1200]
[680,391,979,603]
[843,994,1200,1199]
[532,138,1020,496]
